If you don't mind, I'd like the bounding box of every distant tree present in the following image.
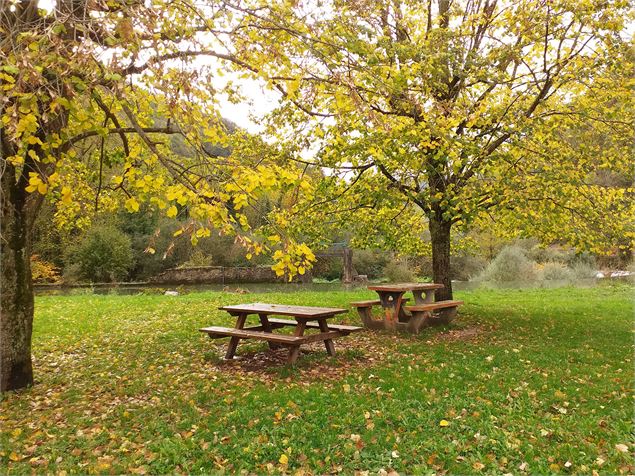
[69,225,133,282]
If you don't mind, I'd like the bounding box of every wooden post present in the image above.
[258,313,279,349]
[342,247,353,283]
[287,320,307,364]
[318,318,336,356]
[225,313,247,360]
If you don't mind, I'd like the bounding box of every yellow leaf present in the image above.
[279,454,288,465]
[125,197,140,213]
[166,205,178,218]
[61,187,72,204]
[9,452,21,461]
[37,182,48,194]
[439,419,450,427]
[615,443,629,453]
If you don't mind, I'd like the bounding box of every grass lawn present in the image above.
[1,284,633,474]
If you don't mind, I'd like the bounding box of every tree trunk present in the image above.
[429,217,453,301]
[1,163,35,392]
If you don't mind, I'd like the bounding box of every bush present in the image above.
[539,262,574,281]
[68,225,133,282]
[179,249,214,268]
[383,259,416,282]
[477,246,538,282]
[312,256,343,281]
[528,245,574,264]
[570,262,597,279]
[30,255,61,284]
[451,254,487,281]
[352,249,389,279]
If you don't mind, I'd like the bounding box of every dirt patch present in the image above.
[205,323,491,381]
[207,332,396,381]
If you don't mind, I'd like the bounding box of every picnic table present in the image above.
[200,303,363,364]
[351,283,463,333]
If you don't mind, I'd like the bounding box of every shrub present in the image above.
[568,252,596,267]
[528,245,573,264]
[477,246,538,282]
[180,250,214,268]
[539,262,575,281]
[384,259,416,282]
[68,225,133,282]
[451,254,487,281]
[312,256,343,281]
[570,261,597,279]
[352,249,389,279]
[30,255,61,284]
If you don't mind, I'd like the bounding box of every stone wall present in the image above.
[148,266,284,285]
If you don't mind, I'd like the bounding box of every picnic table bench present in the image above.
[200,303,363,364]
[351,283,463,333]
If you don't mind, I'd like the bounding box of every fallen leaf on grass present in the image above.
[279,454,288,465]
[439,419,450,427]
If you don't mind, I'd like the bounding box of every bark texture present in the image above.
[429,217,453,301]
[1,162,35,391]
[0,162,33,392]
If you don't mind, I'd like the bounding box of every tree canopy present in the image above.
[215,0,634,297]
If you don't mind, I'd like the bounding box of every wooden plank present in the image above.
[267,318,363,333]
[288,320,308,364]
[349,299,382,308]
[219,302,347,318]
[259,313,279,350]
[225,312,248,359]
[350,298,410,308]
[404,300,464,312]
[318,318,336,356]
[368,283,444,292]
[199,326,306,344]
[204,323,287,339]
[300,330,344,344]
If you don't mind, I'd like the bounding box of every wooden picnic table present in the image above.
[351,283,463,333]
[199,303,362,364]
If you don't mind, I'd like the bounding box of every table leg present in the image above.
[378,291,406,331]
[225,312,247,360]
[412,289,435,305]
[317,318,336,356]
[287,320,307,364]
[258,313,279,349]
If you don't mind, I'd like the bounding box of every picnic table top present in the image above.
[219,302,348,318]
[367,283,444,292]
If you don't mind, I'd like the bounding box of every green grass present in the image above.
[1,285,633,474]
